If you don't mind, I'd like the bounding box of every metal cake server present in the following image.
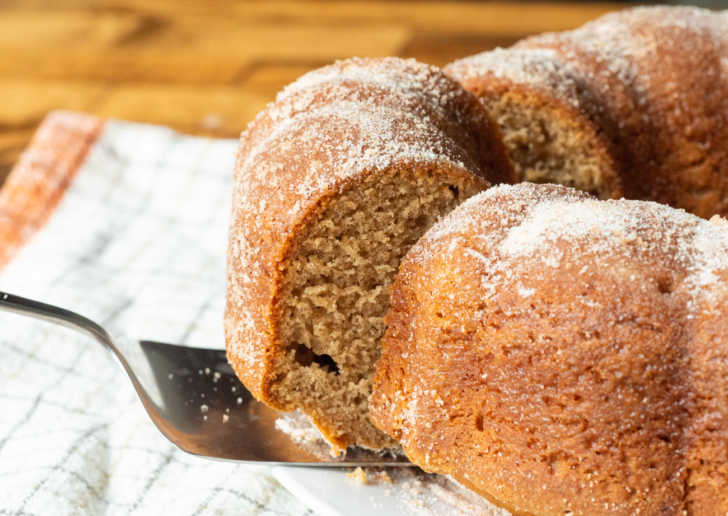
[0,291,411,467]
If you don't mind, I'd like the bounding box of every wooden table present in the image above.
[0,1,631,183]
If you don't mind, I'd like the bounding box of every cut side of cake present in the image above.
[273,165,485,450]
[445,48,622,199]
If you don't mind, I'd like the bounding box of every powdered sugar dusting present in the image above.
[275,411,329,447]
[446,48,591,110]
[424,183,728,314]
[238,101,467,201]
[598,5,728,40]
[689,217,728,304]
[279,57,469,120]
[515,4,728,134]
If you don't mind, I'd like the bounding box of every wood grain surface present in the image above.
[0,1,632,183]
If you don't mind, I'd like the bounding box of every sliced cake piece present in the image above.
[225,57,513,452]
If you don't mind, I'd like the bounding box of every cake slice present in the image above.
[225,57,513,452]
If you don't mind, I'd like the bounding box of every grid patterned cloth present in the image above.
[0,112,314,516]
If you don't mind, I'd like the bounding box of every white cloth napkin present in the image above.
[0,116,315,516]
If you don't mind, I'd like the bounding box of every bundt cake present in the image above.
[226,9,728,507]
[370,182,728,515]
[445,6,728,218]
[224,57,513,451]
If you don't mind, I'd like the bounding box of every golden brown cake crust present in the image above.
[225,57,513,449]
[370,183,728,515]
[515,6,728,218]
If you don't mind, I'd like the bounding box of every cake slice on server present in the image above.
[224,57,513,452]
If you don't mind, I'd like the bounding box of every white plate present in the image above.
[272,466,510,516]
[272,467,406,516]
